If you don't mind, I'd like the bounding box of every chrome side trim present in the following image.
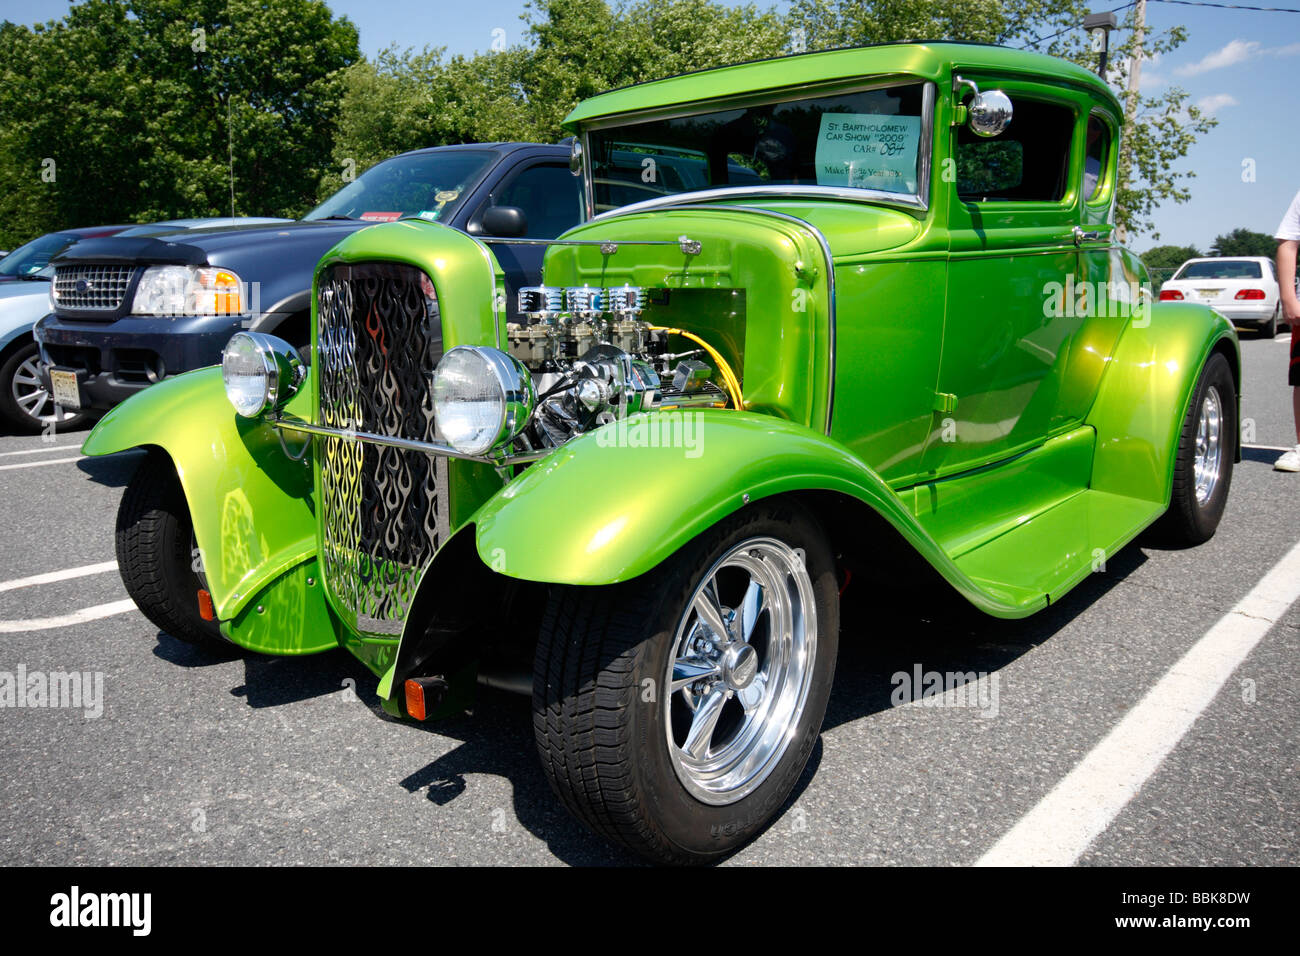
[271,417,551,467]
[646,203,838,436]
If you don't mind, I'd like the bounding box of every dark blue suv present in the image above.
[36,142,581,412]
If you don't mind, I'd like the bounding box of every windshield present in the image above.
[587,83,927,213]
[0,232,77,278]
[1175,260,1263,280]
[304,150,498,222]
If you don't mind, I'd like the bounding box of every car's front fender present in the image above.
[81,365,340,655]
[471,409,1042,617]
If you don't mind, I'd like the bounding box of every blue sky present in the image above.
[10,0,1300,250]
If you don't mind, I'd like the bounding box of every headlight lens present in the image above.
[132,265,243,316]
[221,331,304,418]
[432,346,535,456]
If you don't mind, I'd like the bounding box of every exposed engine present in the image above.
[507,285,731,449]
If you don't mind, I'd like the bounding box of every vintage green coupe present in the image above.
[86,42,1239,864]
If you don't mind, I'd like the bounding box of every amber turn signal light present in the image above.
[197,588,215,621]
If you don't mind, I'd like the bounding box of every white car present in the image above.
[1159,256,1285,337]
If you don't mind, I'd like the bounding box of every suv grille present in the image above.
[53,264,135,312]
[316,262,447,636]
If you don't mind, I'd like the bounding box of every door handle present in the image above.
[1072,226,1103,245]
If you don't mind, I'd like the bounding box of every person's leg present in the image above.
[1293,386,1300,443]
[1277,377,1300,471]
[1274,351,1294,470]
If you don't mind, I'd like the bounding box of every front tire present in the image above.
[116,451,228,649]
[532,502,838,864]
[0,341,91,434]
[1158,352,1235,545]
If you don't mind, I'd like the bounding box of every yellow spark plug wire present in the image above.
[649,326,744,410]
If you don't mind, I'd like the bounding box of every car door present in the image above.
[922,80,1087,477]
[468,160,585,323]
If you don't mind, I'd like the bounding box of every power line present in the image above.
[1149,0,1300,11]
[1020,2,1137,49]
[1020,0,1300,50]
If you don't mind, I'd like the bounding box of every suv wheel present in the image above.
[532,502,838,864]
[0,342,90,434]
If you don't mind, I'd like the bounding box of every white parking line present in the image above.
[1242,443,1294,452]
[0,599,137,633]
[0,455,83,471]
[0,443,79,458]
[975,537,1300,867]
[0,561,118,594]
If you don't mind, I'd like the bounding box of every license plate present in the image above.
[1196,288,1221,300]
[49,368,81,410]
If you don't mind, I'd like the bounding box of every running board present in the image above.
[953,489,1164,607]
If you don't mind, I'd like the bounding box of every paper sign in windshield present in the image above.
[814,114,920,193]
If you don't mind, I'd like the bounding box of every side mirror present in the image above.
[968,89,1014,138]
[569,138,583,176]
[954,75,1014,138]
[482,205,528,238]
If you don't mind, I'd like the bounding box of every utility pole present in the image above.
[1117,0,1146,244]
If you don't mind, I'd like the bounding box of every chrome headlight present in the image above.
[132,265,243,316]
[432,346,536,456]
[221,331,305,418]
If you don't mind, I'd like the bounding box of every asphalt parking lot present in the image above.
[0,333,1296,867]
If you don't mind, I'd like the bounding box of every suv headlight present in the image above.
[432,346,535,456]
[222,331,304,418]
[132,265,243,316]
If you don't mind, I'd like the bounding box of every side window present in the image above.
[956,97,1074,202]
[491,163,583,239]
[1083,115,1109,202]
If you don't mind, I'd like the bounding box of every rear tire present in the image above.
[532,501,838,864]
[1158,352,1235,545]
[116,451,228,649]
[1260,305,1278,339]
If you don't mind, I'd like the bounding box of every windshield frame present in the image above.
[579,76,935,220]
[303,148,501,223]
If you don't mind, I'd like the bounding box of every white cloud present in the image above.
[1195,93,1238,114]
[1176,39,1260,76]
[1173,38,1300,76]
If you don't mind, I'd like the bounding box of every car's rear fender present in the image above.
[80,365,341,655]
[1087,301,1240,504]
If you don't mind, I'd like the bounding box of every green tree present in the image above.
[0,0,358,248]
[1140,244,1202,271]
[328,0,790,181]
[1209,228,1277,258]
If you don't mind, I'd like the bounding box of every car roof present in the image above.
[1179,257,1273,265]
[564,41,1119,129]
[395,142,570,160]
[57,225,133,239]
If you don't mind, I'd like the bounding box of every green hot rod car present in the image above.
[87,43,1239,864]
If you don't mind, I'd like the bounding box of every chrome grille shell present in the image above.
[316,262,448,637]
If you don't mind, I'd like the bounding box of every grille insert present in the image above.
[316,262,447,636]
[53,264,134,312]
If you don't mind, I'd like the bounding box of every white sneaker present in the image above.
[1275,446,1300,472]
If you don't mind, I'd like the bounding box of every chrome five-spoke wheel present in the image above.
[665,536,817,805]
[1193,385,1223,507]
